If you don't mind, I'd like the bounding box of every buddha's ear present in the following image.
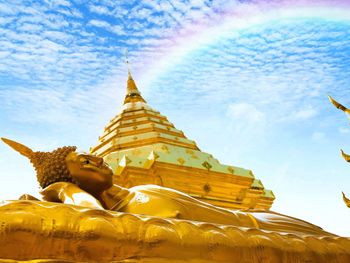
[1,137,34,158]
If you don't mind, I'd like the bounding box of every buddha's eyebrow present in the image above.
[80,154,91,158]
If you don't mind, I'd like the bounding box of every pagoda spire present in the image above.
[90,56,275,211]
[123,50,146,104]
[123,69,146,104]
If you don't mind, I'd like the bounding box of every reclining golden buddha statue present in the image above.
[1,137,350,263]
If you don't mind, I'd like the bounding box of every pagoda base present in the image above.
[0,200,349,263]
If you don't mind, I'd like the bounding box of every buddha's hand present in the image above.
[40,182,104,209]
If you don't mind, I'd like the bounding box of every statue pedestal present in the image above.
[0,200,349,263]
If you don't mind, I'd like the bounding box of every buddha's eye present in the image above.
[82,159,90,165]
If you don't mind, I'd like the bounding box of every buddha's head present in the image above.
[1,138,113,194]
[65,151,113,193]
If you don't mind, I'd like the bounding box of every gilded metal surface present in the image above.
[1,137,330,235]
[0,200,350,263]
[341,149,350,162]
[342,191,350,208]
[40,181,332,236]
[329,96,350,208]
[123,70,146,104]
[328,95,350,114]
[91,73,275,210]
[1,137,350,262]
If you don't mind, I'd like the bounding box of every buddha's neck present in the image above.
[98,184,130,210]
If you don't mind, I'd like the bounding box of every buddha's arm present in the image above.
[40,182,104,209]
[99,184,131,210]
[19,194,40,201]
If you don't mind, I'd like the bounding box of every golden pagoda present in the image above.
[90,71,275,210]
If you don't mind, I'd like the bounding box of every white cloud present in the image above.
[311,131,326,142]
[223,102,267,150]
[0,1,348,136]
[88,19,125,35]
[0,3,17,15]
[338,127,350,134]
[88,5,111,16]
[17,23,43,32]
[49,0,71,7]
[226,102,266,124]
[88,19,111,28]
[291,106,318,121]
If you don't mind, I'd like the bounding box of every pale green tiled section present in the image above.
[142,109,162,117]
[230,166,254,178]
[110,131,194,146]
[263,189,275,199]
[121,101,155,112]
[107,116,173,132]
[158,132,195,144]
[119,155,148,167]
[106,115,121,128]
[104,143,254,179]
[251,179,264,189]
[95,131,197,155]
[105,106,163,131]
[101,123,184,142]
[119,116,172,126]
[109,109,163,123]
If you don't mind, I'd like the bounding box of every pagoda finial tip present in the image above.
[125,49,132,75]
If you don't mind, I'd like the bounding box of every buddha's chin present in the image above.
[79,179,112,194]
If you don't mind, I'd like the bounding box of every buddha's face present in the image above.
[65,152,113,194]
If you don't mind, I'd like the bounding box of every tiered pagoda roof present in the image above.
[90,71,275,210]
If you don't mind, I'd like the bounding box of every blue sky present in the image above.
[0,0,350,236]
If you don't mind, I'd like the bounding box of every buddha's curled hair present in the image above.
[1,138,77,188]
[31,146,77,188]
